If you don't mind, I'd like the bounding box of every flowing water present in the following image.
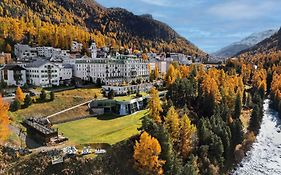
[234,99,281,175]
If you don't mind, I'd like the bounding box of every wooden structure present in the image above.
[23,118,58,145]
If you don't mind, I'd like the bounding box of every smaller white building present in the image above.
[71,41,83,53]
[102,83,153,96]
[0,65,27,86]
[58,64,73,85]
[25,60,60,87]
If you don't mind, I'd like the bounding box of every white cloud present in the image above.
[208,0,278,20]
[139,0,172,7]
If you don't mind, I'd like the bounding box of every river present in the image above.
[233,99,281,175]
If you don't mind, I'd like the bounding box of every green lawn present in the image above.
[55,110,148,145]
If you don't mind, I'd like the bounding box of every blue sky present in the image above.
[97,0,281,53]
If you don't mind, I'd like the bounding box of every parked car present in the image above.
[6,93,15,97]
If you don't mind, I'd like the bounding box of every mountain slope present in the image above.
[0,0,205,56]
[213,29,277,58]
[237,28,281,56]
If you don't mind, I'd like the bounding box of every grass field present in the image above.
[9,88,102,123]
[55,110,148,145]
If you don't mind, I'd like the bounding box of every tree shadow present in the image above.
[25,136,42,149]
[96,113,122,120]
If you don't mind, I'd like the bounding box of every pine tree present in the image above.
[148,87,163,123]
[234,93,242,119]
[39,90,47,102]
[133,131,165,175]
[182,154,200,175]
[10,99,21,112]
[0,95,10,142]
[23,94,32,108]
[50,91,55,101]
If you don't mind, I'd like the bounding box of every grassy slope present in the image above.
[9,88,102,122]
[55,110,148,145]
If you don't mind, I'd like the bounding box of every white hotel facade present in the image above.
[74,55,150,85]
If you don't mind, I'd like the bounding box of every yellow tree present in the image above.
[154,64,159,80]
[0,95,10,142]
[148,87,163,124]
[133,131,165,175]
[15,86,25,103]
[166,64,176,86]
[180,114,197,159]
[165,106,180,142]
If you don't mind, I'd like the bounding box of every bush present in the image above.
[50,91,55,101]
[23,94,32,108]
[39,90,47,102]
[108,89,115,99]
[10,99,21,112]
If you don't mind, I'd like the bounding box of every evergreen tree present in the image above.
[50,91,55,101]
[23,94,32,108]
[248,105,262,134]
[10,99,21,112]
[234,93,242,119]
[39,90,47,102]
[231,119,244,147]
[181,154,200,175]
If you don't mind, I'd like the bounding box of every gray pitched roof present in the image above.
[25,59,50,68]
[2,64,26,71]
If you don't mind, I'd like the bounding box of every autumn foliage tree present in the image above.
[164,106,180,143]
[0,95,10,142]
[15,86,24,103]
[148,87,163,124]
[133,131,165,175]
[179,114,197,160]
[166,64,176,86]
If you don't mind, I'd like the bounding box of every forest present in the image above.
[0,0,205,56]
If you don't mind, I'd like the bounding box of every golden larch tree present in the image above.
[133,131,165,175]
[166,64,176,86]
[15,86,25,103]
[164,106,180,142]
[0,95,10,142]
[180,114,197,159]
[154,64,159,80]
[148,87,163,124]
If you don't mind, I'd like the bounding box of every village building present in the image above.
[71,41,83,53]
[74,54,150,85]
[0,52,13,65]
[0,64,27,86]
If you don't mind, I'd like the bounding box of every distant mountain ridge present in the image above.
[0,0,205,56]
[237,27,281,56]
[213,29,277,58]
